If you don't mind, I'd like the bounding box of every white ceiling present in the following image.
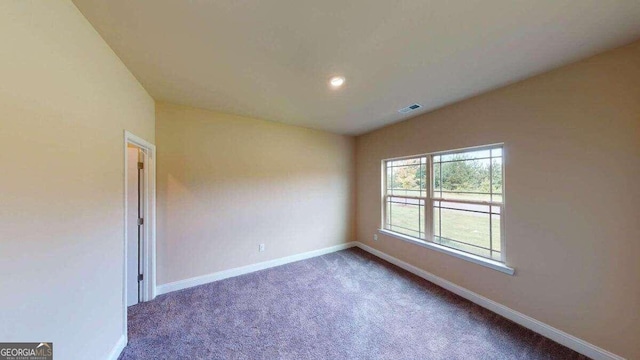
[72,0,640,135]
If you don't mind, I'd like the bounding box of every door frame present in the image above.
[123,131,156,337]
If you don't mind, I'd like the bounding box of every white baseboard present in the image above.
[106,334,126,360]
[156,242,357,295]
[354,242,624,360]
[150,240,621,359]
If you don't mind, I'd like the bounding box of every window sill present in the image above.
[377,229,515,275]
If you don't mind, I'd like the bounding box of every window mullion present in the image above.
[429,197,502,207]
[425,156,432,242]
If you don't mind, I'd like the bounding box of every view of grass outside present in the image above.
[387,202,423,238]
[385,147,504,261]
[434,206,501,260]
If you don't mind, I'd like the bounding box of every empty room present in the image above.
[1,1,639,359]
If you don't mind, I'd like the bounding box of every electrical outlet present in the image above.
[259,243,265,252]
[373,234,378,241]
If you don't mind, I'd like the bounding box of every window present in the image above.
[383,145,505,264]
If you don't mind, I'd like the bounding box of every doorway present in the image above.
[126,144,144,306]
[123,131,156,335]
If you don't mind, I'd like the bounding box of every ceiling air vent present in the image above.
[398,103,422,114]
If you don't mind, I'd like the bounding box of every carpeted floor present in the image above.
[119,248,588,359]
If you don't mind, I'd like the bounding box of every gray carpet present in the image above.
[119,248,588,359]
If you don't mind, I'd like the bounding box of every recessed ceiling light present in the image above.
[329,76,345,88]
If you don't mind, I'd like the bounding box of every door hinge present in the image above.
[138,162,144,170]
[138,218,144,226]
[138,273,143,281]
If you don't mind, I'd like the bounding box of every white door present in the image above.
[126,146,142,306]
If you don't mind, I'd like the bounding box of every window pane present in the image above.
[385,200,391,227]
[440,206,490,250]
[439,201,490,213]
[389,158,421,167]
[386,166,394,191]
[437,191,491,202]
[491,157,503,199]
[419,158,427,197]
[439,157,490,195]
[432,146,503,204]
[432,201,503,259]
[386,157,426,197]
[433,201,440,237]
[433,162,441,198]
[388,196,424,239]
[491,213,501,253]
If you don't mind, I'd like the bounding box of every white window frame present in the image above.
[380,144,514,275]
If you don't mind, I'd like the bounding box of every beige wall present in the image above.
[156,103,355,285]
[356,41,640,359]
[0,2,155,359]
